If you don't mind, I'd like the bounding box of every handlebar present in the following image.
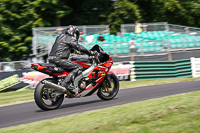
[88,52,100,64]
[73,49,100,64]
[73,50,83,55]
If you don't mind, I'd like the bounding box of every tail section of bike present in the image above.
[31,63,69,78]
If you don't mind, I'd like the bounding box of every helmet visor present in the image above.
[75,30,80,40]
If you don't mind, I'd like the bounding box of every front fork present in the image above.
[104,74,112,88]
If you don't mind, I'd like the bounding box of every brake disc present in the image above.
[45,89,57,103]
[42,88,49,100]
[106,82,114,92]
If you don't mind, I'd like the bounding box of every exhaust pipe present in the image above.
[42,80,67,94]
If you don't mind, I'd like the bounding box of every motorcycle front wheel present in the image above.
[34,78,64,111]
[97,73,119,100]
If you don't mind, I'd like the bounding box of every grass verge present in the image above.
[119,77,199,89]
[0,77,199,106]
[1,90,200,133]
[0,89,34,106]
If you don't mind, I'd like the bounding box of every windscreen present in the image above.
[90,44,110,63]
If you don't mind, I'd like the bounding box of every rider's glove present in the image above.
[72,49,83,55]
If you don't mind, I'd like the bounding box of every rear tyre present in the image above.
[97,73,119,100]
[34,78,64,111]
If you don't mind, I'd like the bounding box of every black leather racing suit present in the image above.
[48,33,91,88]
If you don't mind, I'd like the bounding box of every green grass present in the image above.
[1,90,200,133]
[0,89,34,106]
[0,77,198,106]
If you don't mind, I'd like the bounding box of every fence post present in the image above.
[106,25,110,34]
[164,22,169,31]
[121,24,125,34]
[168,51,172,61]
[83,26,87,34]
[166,33,172,61]
[143,23,147,32]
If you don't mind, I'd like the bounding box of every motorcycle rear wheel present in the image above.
[34,78,64,111]
[97,73,119,100]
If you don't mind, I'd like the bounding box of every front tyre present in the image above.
[34,78,64,111]
[97,73,119,100]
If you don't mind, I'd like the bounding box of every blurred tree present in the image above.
[149,0,200,26]
[0,0,71,61]
[133,0,200,27]
[0,0,36,61]
[62,0,113,25]
[107,0,142,34]
[0,0,200,61]
[31,0,72,26]
[108,0,200,34]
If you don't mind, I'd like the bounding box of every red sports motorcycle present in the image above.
[31,45,119,111]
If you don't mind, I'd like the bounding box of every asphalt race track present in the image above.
[1,81,200,129]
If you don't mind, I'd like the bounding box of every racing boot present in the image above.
[61,68,82,92]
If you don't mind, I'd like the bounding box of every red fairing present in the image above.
[31,64,47,70]
[107,57,114,74]
[85,57,113,90]
[31,64,69,77]
[72,61,92,68]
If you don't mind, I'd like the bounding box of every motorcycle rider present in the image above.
[48,25,96,91]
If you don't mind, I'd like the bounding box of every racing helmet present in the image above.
[66,25,80,41]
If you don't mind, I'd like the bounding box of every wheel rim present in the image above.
[41,86,61,106]
[100,78,117,97]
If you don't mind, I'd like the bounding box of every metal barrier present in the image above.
[168,24,200,34]
[79,41,164,56]
[32,22,200,59]
[121,23,200,57]
[121,22,200,34]
[32,25,109,57]
[121,22,168,33]
[0,61,31,72]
